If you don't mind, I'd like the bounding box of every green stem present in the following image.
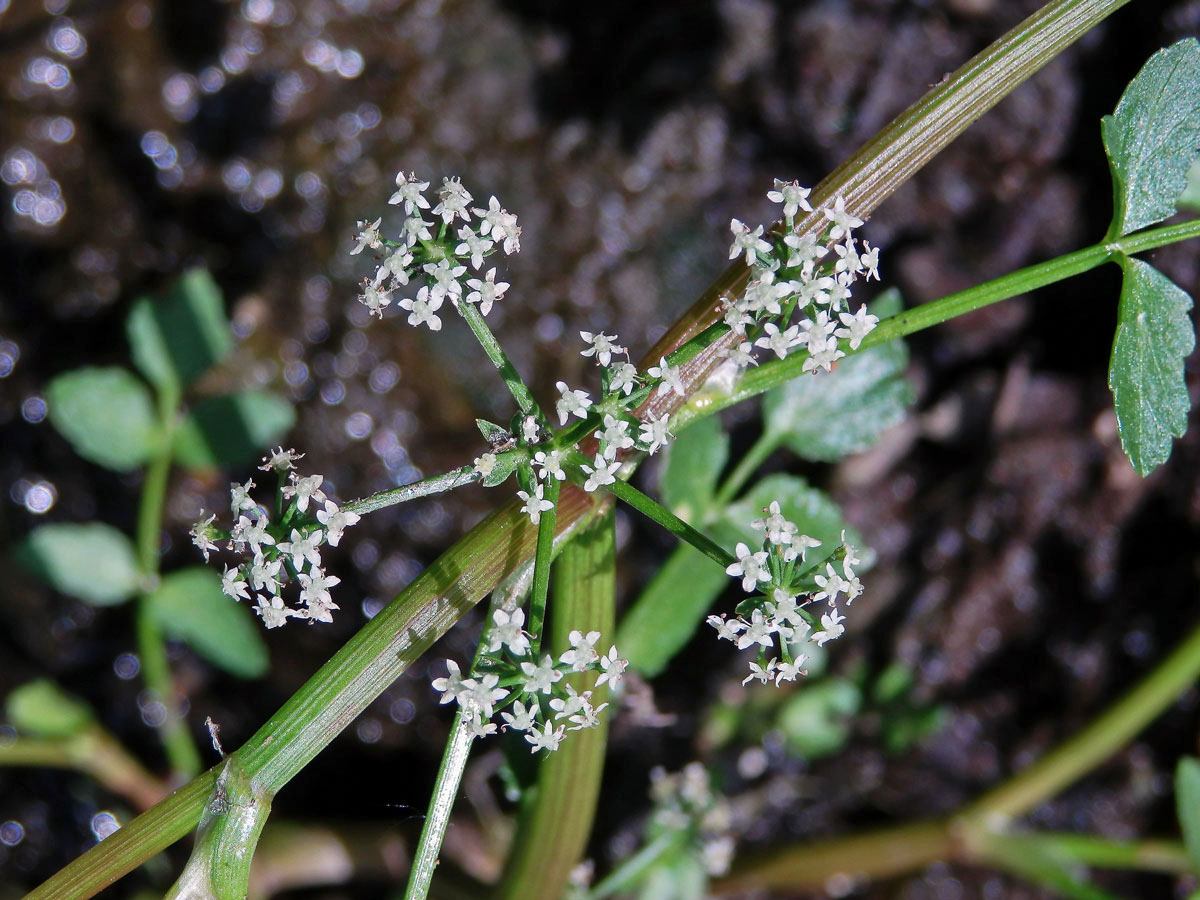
[457,297,540,416]
[678,217,1200,430]
[583,832,687,900]
[403,712,476,900]
[712,430,781,508]
[342,465,479,516]
[993,832,1192,874]
[601,477,733,570]
[963,615,1200,827]
[528,476,560,655]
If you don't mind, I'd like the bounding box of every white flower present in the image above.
[282,473,326,513]
[735,609,776,651]
[791,534,822,564]
[581,454,620,492]
[729,218,771,266]
[260,446,304,472]
[231,513,275,555]
[706,614,746,642]
[725,542,771,592]
[754,322,800,360]
[723,302,754,335]
[474,452,497,477]
[554,381,592,425]
[399,214,433,246]
[596,646,628,687]
[567,696,608,731]
[466,716,498,739]
[433,176,473,224]
[431,659,472,705]
[248,554,282,595]
[751,501,797,546]
[560,629,602,671]
[646,357,685,397]
[832,240,861,277]
[388,171,431,214]
[783,232,828,272]
[520,655,563,694]
[501,701,536,732]
[423,258,467,302]
[350,217,382,255]
[316,500,361,547]
[517,483,554,526]
[533,448,566,482]
[526,720,565,753]
[299,569,341,622]
[742,658,778,686]
[822,195,863,241]
[190,512,218,561]
[638,413,673,455]
[399,285,444,331]
[473,196,520,253]
[359,281,393,318]
[276,528,323,571]
[580,331,625,367]
[462,673,509,719]
[721,340,758,369]
[775,655,808,685]
[487,608,531,656]
[549,684,587,720]
[803,337,845,374]
[860,241,881,280]
[606,361,638,396]
[812,609,846,646]
[521,416,541,444]
[230,479,257,515]
[835,306,879,350]
[596,414,634,460]
[455,225,494,269]
[465,268,508,316]
[220,565,250,602]
[813,563,849,604]
[767,179,813,219]
[255,594,293,629]
[373,246,413,289]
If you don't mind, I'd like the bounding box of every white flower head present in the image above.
[725,542,771,592]
[255,594,294,629]
[455,225,494,270]
[560,629,602,671]
[812,609,846,646]
[465,268,508,316]
[638,412,673,455]
[554,381,592,426]
[526,720,565,753]
[646,357,685,398]
[260,446,304,473]
[399,285,444,331]
[220,565,250,602]
[190,512,219,561]
[517,483,554,526]
[707,614,746,642]
[729,218,772,266]
[433,176,473,224]
[742,657,778,686]
[359,280,393,318]
[431,659,472,705]
[316,500,360,547]
[350,217,383,255]
[533,448,566,482]
[596,414,634,460]
[606,361,639,397]
[835,306,879,351]
[501,700,536,732]
[486,607,531,657]
[767,178,813,219]
[282,472,326,513]
[580,330,625,367]
[388,171,431,214]
[822,195,864,241]
[596,645,628,687]
[520,655,563,694]
[581,454,621,493]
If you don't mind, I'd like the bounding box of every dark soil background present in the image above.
[1,0,1199,897]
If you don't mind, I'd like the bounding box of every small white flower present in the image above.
[433,176,473,224]
[751,501,797,546]
[638,413,673,455]
[521,416,541,445]
[517,483,554,526]
[580,331,625,367]
[706,614,746,642]
[461,673,509,719]
[812,609,846,646]
[230,479,257,515]
[526,720,565,753]
[596,646,628,687]
[725,542,771,592]
[835,306,879,350]
[423,259,467,302]
[298,569,341,622]
[549,684,587,720]
[554,381,592,426]
[373,247,413,289]
[431,659,472,705]
[473,196,520,254]
[581,454,621,492]
[742,658,778,686]
[501,701,536,732]
[783,233,828,273]
[754,322,800,360]
[255,594,293,629]
[399,214,433,246]
[358,280,393,318]
[520,655,563,694]
[486,608,531,656]
[766,179,813,219]
[533,448,566,482]
[316,500,361,547]
[559,629,602,671]
[792,534,822,564]
[399,285,444,331]
[350,217,382,255]
[803,337,845,374]
[567,696,608,731]
[465,268,508,316]
[646,356,685,397]
[822,195,863,241]
[775,655,808,685]
[190,512,218,561]
[466,716,498,739]
[596,414,634,460]
[606,361,638,396]
[388,171,431,214]
[276,528,323,571]
[455,225,494,269]
[248,554,282,595]
[721,340,758,369]
[860,241,881,280]
[221,565,250,602]
[260,446,303,473]
[813,563,849,604]
[729,218,772,266]
[735,609,776,651]
[474,452,497,477]
[282,473,326,513]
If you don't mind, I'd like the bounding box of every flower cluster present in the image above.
[432,610,628,752]
[707,500,862,686]
[188,447,360,629]
[646,762,735,877]
[353,173,517,323]
[721,182,880,376]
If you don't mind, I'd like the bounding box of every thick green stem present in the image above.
[403,713,476,900]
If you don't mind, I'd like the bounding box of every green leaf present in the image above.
[777,678,862,759]
[144,568,268,678]
[126,268,232,399]
[19,522,141,606]
[1102,39,1200,236]
[1108,257,1195,476]
[1176,757,1200,870]
[476,418,513,448]
[46,367,163,471]
[6,680,94,739]
[763,290,913,463]
[480,450,519,487]
[617,544,730,677]
[660,413,729,524]
[1180,158,1200,213]
[173,390,295,470]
